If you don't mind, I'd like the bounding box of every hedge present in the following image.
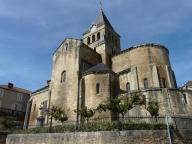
[12,121,169,134]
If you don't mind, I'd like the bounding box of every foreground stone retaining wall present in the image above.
[6,130,192,144]
[6,130,168,144]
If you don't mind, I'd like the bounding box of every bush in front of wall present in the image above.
[12,121,168,134]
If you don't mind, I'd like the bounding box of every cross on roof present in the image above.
[100,0,103,11]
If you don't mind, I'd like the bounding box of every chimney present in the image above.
[47,80,51,86]
[8,83,14,88]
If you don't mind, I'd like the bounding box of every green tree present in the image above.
[130,91,145,106]
[48,106,68,132]
[119,101,133,118]
[74,106,95,123]
[97,92,145,120]
[147,101,159,118]
[97,97,121,120]
[97,97,133,120]
[52,107,68,122]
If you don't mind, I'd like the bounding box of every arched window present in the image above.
[96,83,100,94]
[126,82,130,92]
[144,78,148,89]
[87,37,90,45]
[92,35,95,42]
[97,32,100,40]
[61,71,66,83]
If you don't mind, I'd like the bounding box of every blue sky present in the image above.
[0,0,192,91]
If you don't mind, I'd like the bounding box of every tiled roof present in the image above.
[0,85,31,95]
[85,63,110,73]
[83,63,117,76]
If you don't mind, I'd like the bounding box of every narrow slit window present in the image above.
[33,104,36,111]
[183,94,188,104]
[61,71,66,83]
[87,37,90,45]
[97,32,100,40]
[92,35,95,42]
[96,83,100,94]
[144,78,148,89]
[162,78,166,88]
[64,43,68,51]
[126,82,130,92]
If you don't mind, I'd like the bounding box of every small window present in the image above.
[61,71,66,83]
[0,89,4,97]
[96,83,100,94]
[36,117,44,127]
[144,78,148,89]
[64,43,68,51]
[92,35,95,42]
[126,82,130,92]
[11,104,15,110]
[15,104,22,111]
[97,32,100,40]
[33,104,36,111]
[41,100,48,117]
[162,78,166,88]
[112,36,114,43]
[87,37,90,45]
[17,93,23,102]
[183,94,188,104]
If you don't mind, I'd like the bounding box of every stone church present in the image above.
[24,10,192,128]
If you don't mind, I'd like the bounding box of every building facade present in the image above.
[0,83,31,129]
[25,10,192,128]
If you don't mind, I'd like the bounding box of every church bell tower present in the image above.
[82,9,121,67]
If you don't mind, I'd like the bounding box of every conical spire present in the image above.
[92,10,114,30]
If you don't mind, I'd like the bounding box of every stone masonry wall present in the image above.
[6,130,169,144]
[120,89,192,117]
[6,130,192,144]
[83,73,111,119]
[28,89,49,127]
[112,45,176,90]
[50,38,81,121]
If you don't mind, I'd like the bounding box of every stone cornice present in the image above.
[113,43,169,58]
